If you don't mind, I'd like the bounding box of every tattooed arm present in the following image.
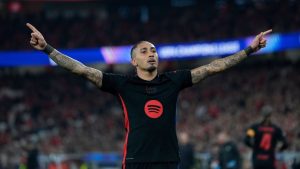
[26,23,103,88]
[48,50,103,87]
[191,50,247,84]
[191,29,272,84]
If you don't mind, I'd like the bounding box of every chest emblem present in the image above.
[144,100,163,119]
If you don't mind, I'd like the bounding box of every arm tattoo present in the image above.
[191,50,247,84]
[49,50,103,88]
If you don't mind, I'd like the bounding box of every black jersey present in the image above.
[218,141,241,169]
[244,123,288,163]
[101,70,192,163]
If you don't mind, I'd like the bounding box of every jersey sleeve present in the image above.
[165,69,193,90]
[100,73,126,94]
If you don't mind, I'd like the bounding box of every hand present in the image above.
[250,29,272,52]
[26,23,47,50]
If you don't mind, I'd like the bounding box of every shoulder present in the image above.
[102,72,132,81]
[101,72,132,91]
[272,123,283,132]
[163,69,192,82]
[164,70,191,76]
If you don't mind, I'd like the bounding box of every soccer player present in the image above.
[26,23,271,169]
[244,106,288,169]
[217,132,241,169]
[178,132,195,169]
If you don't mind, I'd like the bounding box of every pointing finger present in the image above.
[256,32,264,39]
[26,23,40,33]
[263,29,272,35]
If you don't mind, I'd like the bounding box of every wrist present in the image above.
[43,44,55,55]
[244,46,255,56]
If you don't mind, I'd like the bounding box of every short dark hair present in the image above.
[130,41,148,59]
[261,105,273,117]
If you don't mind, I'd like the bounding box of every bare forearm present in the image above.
[191,50,247,84]
[48,49,103,87]
[209,50,247,73]
[49,49,85,74]
[191,29,272,84]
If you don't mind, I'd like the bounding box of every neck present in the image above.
[136,69,158,81]
[262,119,271,125]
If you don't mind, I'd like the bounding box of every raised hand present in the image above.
[26,23,47,50]
[250,29,272,52]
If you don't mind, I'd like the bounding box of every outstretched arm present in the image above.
[191,29,272,84]
[26,23,103,88]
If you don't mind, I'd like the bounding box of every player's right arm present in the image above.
[26,23,103,88]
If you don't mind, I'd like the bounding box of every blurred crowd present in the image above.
[0,59,300,167]
[1,0,300,50]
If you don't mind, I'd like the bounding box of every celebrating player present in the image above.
[27,23,271,169]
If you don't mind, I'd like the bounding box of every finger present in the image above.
[26,23,40,33]
[31,38,37,43]
[260,44,266,48]
[259,42,267,48]
[256,32,264,39]
[263,29,272,35]
[257,32,263,37]
[260,42,266,46]
[31,33,40,39]
[260,39,267,43]
[30,41,37,46]
[259,40,267,44]
[30,40,36,44]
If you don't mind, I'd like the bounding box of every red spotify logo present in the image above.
[144,100,163,119]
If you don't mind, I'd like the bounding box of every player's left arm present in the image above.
[244,127,256,148]
[191,29,272,84]
[277,127,288,151]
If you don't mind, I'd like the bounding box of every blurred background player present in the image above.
[244,105,288,169]
[178,131,195,169]
[217,131,241,169]
[25,143,39,169]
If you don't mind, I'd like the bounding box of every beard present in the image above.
[146,65,157,72]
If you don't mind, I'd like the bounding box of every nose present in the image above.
[148,55,154,58]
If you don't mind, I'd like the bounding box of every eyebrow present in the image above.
[140,47,147,51]
[139,47,156,51]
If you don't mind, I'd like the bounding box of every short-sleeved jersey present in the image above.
[101,70,192,163]
[244,123,288,162]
